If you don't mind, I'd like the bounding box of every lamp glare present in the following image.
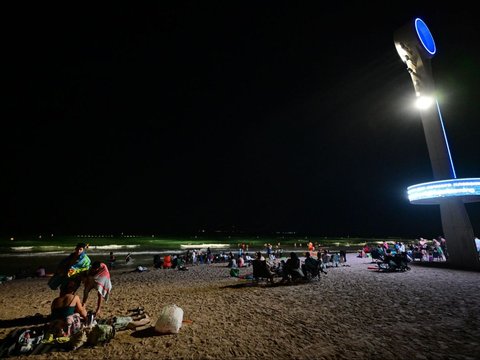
[415,96,434,109]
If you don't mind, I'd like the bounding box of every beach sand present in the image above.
[0,254,479,359]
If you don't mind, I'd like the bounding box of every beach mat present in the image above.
[0,326,68,358]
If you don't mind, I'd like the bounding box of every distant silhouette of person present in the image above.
[282,252,304,281]
[252,252,274,283]
[439,236,448,259]
[302,251,319,278]
[108,252,116,270]
[125,253,132,264]
[153,254,163,268]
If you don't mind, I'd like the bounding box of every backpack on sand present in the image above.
[86,324,115,346]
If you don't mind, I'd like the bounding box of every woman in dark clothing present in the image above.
[282,252,304,281]
[51,282,87,319]
[47,281,87,338]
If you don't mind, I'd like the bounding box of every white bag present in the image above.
[154,304,184,334]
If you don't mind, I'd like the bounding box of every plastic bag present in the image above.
[154,305,183,334]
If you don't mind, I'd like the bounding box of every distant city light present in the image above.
[408,178,480,204]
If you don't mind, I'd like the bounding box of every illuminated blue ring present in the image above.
[415,18,436,56]
[407,178,480,205]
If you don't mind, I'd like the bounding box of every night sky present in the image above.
[4,2,480,238]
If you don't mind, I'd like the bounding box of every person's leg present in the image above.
[126,315,150,329]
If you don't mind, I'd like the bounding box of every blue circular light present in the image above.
[415,18,436,55]
[407,178,480,205]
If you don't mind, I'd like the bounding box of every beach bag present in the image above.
[86,324,115,345]
[154,305,183,334]
[230,268,240,277]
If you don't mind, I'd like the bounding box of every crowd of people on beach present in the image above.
[9,242,339,354]
[358,237,449,263]
[5,234,479,355]
[140,242,346,285]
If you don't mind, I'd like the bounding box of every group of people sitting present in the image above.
[153,254,188,270]
[46,243,113,339]
[32,242,148,352]
[252,251,328,284]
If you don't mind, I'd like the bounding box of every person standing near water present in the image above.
[108,252,116,270]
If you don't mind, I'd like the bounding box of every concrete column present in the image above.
[395,18,479,270]
[440,199,480,270]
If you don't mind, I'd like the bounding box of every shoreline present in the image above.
[0,245,361,277]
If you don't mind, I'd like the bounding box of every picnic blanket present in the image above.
[0,326,54,357]
[0,324,116,357]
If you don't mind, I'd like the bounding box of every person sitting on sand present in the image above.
[227,254,237,268]
[316,252,328,274]
[383,249,396,268]
[252,252,275,283]
[176,256,188,271]
[245,253,253,265]
[238,255,245,268]
[153,254,164,268]
[359,244,370,258]
[273,259,286,276]
[301,251,320,278]
[47,280,88,338]
[48,243,91,291]
[282,252,304,282]
[82,261,112,318]
[163,255,172,268]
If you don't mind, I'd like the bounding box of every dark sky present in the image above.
[3,2,480,238]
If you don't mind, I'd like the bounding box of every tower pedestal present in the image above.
[440,199,480,270]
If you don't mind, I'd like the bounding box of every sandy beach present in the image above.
[1,253,479,360]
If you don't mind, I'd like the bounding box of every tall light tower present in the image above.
[394,18,480,270]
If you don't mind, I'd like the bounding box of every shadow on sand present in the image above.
[0,314,49,329]
[221,279,311,289]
